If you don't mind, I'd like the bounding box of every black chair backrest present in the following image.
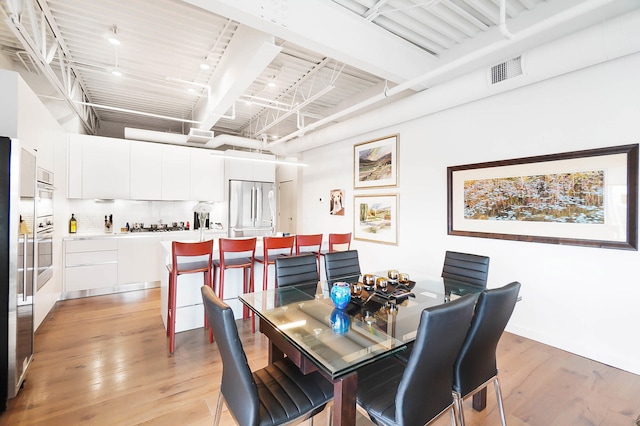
[324,250,361,283]
[441,250,490,288]
[275,254,319,287]
[201,285,260,425]
[453,281,521,397]
[396,294,476,425]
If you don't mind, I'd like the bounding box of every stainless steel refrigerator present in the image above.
[228,180,275,238]
[0,137,36,411]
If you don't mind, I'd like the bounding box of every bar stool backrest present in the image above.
[328,232,351,252]
[172,240,213,273]
[295,234,323,255]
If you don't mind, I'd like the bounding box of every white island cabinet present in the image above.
[159,236,272,333]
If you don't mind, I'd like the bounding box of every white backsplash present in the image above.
[66,199,225,234]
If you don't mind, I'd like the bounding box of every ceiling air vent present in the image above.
[491,56,523,84]
[186,128,214,144]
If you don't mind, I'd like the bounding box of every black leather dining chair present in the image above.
[200,285,334,426]
[274,253,319,287]
[441,250,490,288]
[356,294,476,426]
[324,249,361,284]
[453,281,522,426]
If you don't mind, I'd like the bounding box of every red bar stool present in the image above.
[213,237,257,331]
[329,232,351,252]
[255,236,295,290]
[295,234,323,278]
[166,240,214,354]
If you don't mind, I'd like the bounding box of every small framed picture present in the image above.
[354,134,398,189]
[330,189,345,216]
[354,194,398,245]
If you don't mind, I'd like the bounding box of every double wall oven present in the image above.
[36,167,54,290]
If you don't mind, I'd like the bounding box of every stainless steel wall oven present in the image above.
[35,167,54,290]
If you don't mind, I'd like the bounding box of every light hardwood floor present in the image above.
[1,288,638,425]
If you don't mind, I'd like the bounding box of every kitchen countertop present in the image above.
[63,229,227,240]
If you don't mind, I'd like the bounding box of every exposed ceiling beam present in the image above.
[192,24,281,131]
[183,0,438,90]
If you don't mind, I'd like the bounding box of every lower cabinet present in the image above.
[64,239,118,296]
[117,235,163,284]
[63,235,165,298]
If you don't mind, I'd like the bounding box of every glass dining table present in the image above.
[239,272,484,426]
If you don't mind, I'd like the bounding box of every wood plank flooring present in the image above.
[1,288,639,425]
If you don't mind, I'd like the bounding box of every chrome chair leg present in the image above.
[213,391,225,426]
[449,406,457,426]
[493,377,507,426]
[453,392,465,426]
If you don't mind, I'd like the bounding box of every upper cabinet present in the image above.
[130,141,162,200]
[67,134,224,201]
[161,144,190,200]
[190,148,224,201]
[68,134,130,199]
[224,152,275,182]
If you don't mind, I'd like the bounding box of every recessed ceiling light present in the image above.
[188,88,196,93]
[111,68,122,77]
[244,100,252,105]
[267,81,276,88]
[200,62,210,70]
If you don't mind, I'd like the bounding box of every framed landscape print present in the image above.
[447,144,638,250]
[354,134,398,189]
[354,194,398,245]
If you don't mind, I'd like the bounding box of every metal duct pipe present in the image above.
[124,127,187,144]
[207,133,271,151]
[272,7,640,155]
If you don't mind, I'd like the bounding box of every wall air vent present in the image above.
[186,128,214,144]
[491,56,523,84]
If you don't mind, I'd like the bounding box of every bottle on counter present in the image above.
[69,214,77,234]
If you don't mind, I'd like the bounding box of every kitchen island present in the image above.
[159,237,266,333]
[159,236,329,333]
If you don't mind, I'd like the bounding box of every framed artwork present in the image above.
[447,144,638,250]
[354,194,398,245]
[330,189,345,216]
[354,134,398,189]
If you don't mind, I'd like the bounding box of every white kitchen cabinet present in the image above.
[67,135,83,198]
[161,144,190,200]
[130,140,162,200]
[224,152,275,182]
[63,238,118,295]
[69,134,131,199]
[190,148,224,201]
[117,235,163,284]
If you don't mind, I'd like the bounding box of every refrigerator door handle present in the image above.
[250,186,256,223]
[21,233,28,303]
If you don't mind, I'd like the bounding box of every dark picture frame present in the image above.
[447,144,638,250]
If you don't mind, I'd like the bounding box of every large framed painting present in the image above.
[447,144,638,250]
[354,194,398,245]
[354,134,398,189]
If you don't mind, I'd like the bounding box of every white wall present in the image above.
[300,52,640,375]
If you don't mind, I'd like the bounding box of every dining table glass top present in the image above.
[239,272,483,379]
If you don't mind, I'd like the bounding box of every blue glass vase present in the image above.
[330,282,351,309]
[330,309,351,334]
